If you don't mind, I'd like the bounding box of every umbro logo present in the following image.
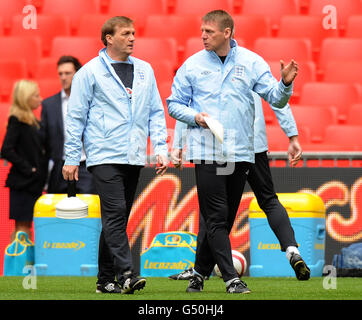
[201,70,211,76]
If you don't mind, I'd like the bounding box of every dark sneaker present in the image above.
[169,268,193,280]
[290,253,311,280]
[120,276,146,294]
[96,281,122,293]
[226,279,251,294]
[186,274,204,292]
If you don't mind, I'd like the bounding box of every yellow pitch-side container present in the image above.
[33,194,101,276]
[248,193,326,277]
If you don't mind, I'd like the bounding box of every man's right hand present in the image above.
[62,165,79,181]
[195,112,210,128]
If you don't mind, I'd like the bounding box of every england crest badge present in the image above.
[234,65,245,78]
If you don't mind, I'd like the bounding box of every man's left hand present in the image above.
[156,154,169,175]
[288,136,302,167]
[280,59,298,86]
[62,165,79,181]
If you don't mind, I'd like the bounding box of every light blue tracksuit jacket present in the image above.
[64,48,168,167]
[167,39,294,163]
[173,92,298,153]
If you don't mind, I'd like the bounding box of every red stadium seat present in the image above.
[132,38,178,70]
[346,104,362,126]
[261,100,277,125]
[0,36,41,77]
[144,15,200,50]
[267,61,316,103]
[300,83,360,123]
[26,0,44,10]
[307,0,362,31]
[242,0,299,33]
[302,142,350,152]
[254,38,312,63]
[77,14,120,38]
[279,15,338,56]
[323,125,362,151]
[11,15,71,55]
[233,15,271,49]
[266,125,310,151]
[233,39,245,48]
[77,14,142,39]
[158,81,177,129]
[41,0,99,31]
[50,37,104,65]
[151,61,175,85]
[318,39,362,72]
[0,59,27,102]
[0,59,27,81]
[0,103,11,143]
[291,105,338,143]
[172,0,231,15]
[184,38,204,60]
[158,81,172,104]
[0,0,24,31]
[33,57,59,80]
[0,18,4,36]
[37,78,61,101]
[324,61,362,84]
[345,15,362,38]
[106,0,166,35]
[357,84,362,103]
[0,103,10,113]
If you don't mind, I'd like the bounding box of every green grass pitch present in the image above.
[0,276,361,300]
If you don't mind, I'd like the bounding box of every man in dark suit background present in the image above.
[40,56,96,194]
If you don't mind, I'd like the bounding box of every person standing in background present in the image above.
[1,80,47,241]
[40,56,96,194]
[171,92,310,282]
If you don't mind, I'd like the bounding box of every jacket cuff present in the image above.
[64,159,80,166]
[279,79,293,95]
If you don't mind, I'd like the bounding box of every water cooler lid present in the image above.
[249,193,326,218]
[55,196,89,219]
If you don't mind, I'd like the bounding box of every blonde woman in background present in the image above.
[1,80,47,241]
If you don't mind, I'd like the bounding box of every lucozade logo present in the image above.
[143,259,194,270]
[42,240,85,250]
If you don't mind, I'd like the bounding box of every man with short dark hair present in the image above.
[40,55,96,194]
[167,10,299,294]
[62,16,169,294]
